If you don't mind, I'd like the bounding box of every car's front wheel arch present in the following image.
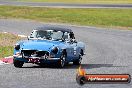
[62,49,67,57]
[80,49,84,56]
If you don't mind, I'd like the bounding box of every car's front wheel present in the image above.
[13,59,24,68]
[58,54,66,68]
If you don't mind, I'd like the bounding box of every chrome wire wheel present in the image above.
[59,54,66,68]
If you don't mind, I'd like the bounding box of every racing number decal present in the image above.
[73,47,77,55]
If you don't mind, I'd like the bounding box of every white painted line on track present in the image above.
[18,34,27,38]
[1,31,27,38]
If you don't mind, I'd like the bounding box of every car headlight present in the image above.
[51,47,59,54]
[14,44,20,50]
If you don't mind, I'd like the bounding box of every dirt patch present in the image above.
[0,32,21,46]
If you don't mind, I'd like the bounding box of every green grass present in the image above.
[0,33,21,59]
[0,46,14,59]
[0,6,132,29]
[17,0,132,4]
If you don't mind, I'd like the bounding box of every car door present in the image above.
[63,32,79,61]
[71,40,79,59]
[66,40,79,61]
[66,41,74,61]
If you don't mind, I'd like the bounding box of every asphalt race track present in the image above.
[0,19,132,88]
[0,0,132,8]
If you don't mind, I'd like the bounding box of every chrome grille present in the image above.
[21,50,49,57]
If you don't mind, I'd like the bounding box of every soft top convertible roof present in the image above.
[35,26,72,33]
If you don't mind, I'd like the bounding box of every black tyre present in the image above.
[58,54,66,68]
[13,59,24,68]
[73,55,82,65]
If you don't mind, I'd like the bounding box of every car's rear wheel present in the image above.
[73,54,82,65]
[13,59,24,68]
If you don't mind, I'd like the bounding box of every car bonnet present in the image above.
[20,40,62,51]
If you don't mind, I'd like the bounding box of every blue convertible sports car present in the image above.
[13,26,85,68]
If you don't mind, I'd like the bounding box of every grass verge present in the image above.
[17,0,132,4]
[0,6,132,29]
[0,33,21,59]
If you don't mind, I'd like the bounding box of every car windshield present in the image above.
[30,30,64,40]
